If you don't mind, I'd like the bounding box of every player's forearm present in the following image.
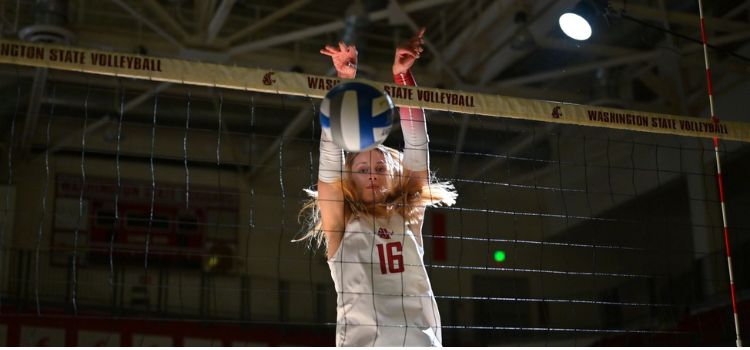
[318,130,344,182]
[394,70,428,171]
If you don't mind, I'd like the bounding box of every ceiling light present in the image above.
[559,0,606,41]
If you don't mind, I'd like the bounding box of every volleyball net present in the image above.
[0,39,748,346]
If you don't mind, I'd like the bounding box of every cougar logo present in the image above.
[377,227,393,239]
[262,72,276,86]
[551,106,562,119]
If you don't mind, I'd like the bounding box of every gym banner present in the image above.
[2,39,748,142]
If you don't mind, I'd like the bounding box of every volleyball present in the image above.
[319,81,395,152]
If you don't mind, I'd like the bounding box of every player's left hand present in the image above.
[393,27,425,75]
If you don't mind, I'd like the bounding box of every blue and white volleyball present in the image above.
[319,81,395,152]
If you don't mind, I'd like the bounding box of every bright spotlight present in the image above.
[559,1,604,41]
[559,12,592,40]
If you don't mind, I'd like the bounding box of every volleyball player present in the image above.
[298,28,457,346]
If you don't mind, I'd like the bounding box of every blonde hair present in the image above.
[296,144,457,250]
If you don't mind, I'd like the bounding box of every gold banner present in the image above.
[1,39,748,142]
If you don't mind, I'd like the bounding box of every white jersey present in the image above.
[328,213,442,347]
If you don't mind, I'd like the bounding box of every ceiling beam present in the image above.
[228,0,455,56]
[142,0,190,40]
[536,38,641,57]
[110,0,185,50]
[224,0,311,44]
[494,51,661,87]
[724,1,750,19]
[655,0,687,114]
[637,71,681,114]
[475,0,578,86]
[491,30,750,88]
[206,0,237,45]
[616,3,749,32]
[194,0,215,39]
[440,1,516,63]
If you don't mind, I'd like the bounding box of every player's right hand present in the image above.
[320,42,358,79]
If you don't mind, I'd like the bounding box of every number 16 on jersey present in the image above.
[376,242,404,274]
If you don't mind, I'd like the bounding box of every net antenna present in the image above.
[697,0,742,346]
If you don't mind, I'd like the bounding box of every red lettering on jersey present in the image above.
[376,242,404,274]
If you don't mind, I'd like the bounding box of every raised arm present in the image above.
[318,42,357,258]
[393,28,429,190]
[393,28,430,233]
